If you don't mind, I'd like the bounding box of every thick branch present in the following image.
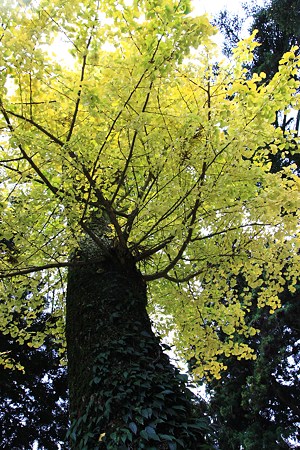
[79,220,111,257]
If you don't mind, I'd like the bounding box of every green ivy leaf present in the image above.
[129,422,138,435]
[145,425,160,441]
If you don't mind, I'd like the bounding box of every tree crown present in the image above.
[0,0,299,378]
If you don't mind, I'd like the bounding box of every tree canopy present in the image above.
[0,0,299,387]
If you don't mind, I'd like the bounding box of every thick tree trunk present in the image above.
[66,241,207,449]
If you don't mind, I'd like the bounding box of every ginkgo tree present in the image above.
[0,0,299,448]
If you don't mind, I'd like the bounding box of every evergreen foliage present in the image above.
[214,0,300,79]
[206,2,300,448]
[250,0,300,79]
[0,311,68,449]
[206,281,300,449]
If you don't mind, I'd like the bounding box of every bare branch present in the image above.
[89,33,165,183]
[42,8,81,53]
[163,268,206,283]
[191,222,273,243]
[134,235,175,262]
[121,12,142,55]
[177,70,208,93]
[80,70,151,237]
[144,220,274,282]
[0,260,96,279]
[11,100,57,105]
[0,101,60,196]
[135,162,205,247]
[295,110,300,134]
[90,70,148,177]
[66,26,95,142]
[3,108,64,147]
[0,155,24,163]
[141,202,202,281]
[111,81,154,205]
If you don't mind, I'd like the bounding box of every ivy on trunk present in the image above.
[66,241,210,449]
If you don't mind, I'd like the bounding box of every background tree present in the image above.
[250,0,300,80]
[206,278,300,449]
[0,0,299,448]
[0,309,68,450]
[205,1,300,448]
[214,0,300,79]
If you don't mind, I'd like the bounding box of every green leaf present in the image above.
[145,425,161,441]
[128,422,138,435]
[141,407,152,418]
[159,433,174,441]
[140,430,149,441]
[168,443,177,450]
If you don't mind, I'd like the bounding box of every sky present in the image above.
[193,0,266,16]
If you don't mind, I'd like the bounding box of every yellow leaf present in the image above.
[98,433,106,442]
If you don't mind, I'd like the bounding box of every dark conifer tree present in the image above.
[0,310,68,449]
[206,2,300,448]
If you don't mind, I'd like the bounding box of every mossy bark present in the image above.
[66,244,207,449]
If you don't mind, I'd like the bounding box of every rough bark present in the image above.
[66,239,208,449]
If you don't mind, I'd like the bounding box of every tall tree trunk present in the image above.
[66,239,208,449]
